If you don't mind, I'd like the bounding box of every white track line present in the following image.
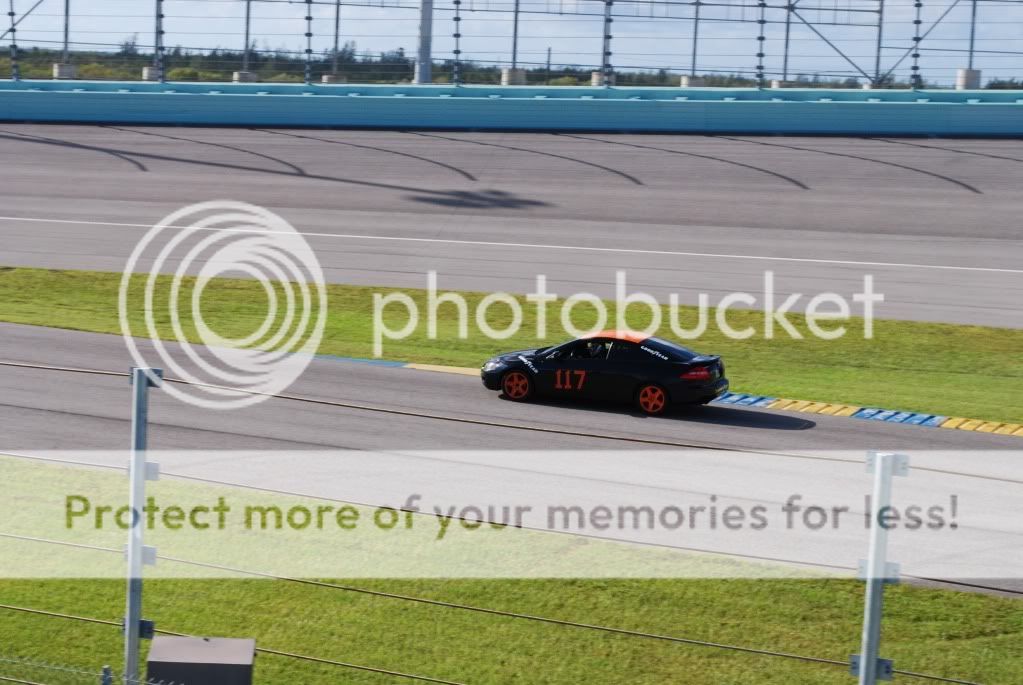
[0,214,1020,275]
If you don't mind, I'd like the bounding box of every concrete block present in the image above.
[956,68,982,90]
[52,63,77,80]
[501,67,527,86]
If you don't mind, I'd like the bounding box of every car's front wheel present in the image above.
[636,384,669,416]
[502,370,533,401]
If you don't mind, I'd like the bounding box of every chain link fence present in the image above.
[0,655,175,685]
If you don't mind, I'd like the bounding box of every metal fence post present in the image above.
[967,0,978,69]
[101,665,113,685]
[331,0,341,77]
[851,451,908,685]
[873,0,885,85]
[7,0,18,81]
[242,0,251,72]
[152,0,164,82]
[910,0,924,88]
[61,0,70,64]
[511,0,520,70]
[600,0,613,86]
[414,0,433,83]
[690,0,701,77]
[782,1,793,82]
[452,0,462,85]
[304,0,314,84]
[124,367,162,684]
[755,0,767,87]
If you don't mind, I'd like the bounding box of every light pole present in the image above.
[242,0,251,72]
[414,0,433,83]
[62,0,70,64]
[511,0,520,70]
[332,0,341,77]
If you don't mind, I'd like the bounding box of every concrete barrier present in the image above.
[1,80,1021,136]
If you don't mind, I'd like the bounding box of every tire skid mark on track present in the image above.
[869,137,1023,164]
[0,131,542,205]
[557,133,811,190]
[104,125,308,176]
[713,135,984,194]
[254,128,479,182]
[406,131,645,185]
[0,129,148,172]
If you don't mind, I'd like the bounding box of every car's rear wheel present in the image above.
[502,371,533,401]
[636,384,669,416]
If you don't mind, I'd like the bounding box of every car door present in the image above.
[603,340,660,402]
[533,340,610,400]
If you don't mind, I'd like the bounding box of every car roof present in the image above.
[583,330,650,344]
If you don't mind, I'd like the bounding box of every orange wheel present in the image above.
[636,384,668,416]
[502,371,532,401]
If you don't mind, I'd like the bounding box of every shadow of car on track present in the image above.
[406,188,549,209]
[499,395,815,431]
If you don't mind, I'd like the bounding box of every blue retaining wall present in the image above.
[1,80,1022,135]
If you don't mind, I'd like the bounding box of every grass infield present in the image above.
[2,576,1022,684]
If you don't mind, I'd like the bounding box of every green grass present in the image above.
[1,458,1021,685]
[0,267,1020,423]
[3,576,1022,685]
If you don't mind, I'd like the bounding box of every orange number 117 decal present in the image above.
[555,369,587,390]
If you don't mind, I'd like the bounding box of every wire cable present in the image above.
[0,604,467,684]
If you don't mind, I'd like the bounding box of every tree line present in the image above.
[2,41,1017,88]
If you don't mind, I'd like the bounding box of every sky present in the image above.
[7,0,1023,85]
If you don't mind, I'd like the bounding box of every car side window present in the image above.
[608,341,657,362]
[561,340,610,360]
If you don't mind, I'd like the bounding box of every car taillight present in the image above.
[680,367,712,381]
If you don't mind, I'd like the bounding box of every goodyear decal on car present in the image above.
[640,346,669,360]
[518,355,538,373]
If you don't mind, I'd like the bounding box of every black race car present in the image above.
[481,331,728,416]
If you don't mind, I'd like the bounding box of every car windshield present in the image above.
[644,337,698,361]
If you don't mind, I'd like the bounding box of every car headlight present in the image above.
[483,360,504,372]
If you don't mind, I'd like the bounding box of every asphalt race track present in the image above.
[0,125,1021,326]
[3,324,1020,452]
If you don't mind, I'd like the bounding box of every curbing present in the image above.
[315,353,1021,437]
[705,393,1021,436]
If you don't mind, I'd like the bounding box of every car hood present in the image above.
[495,348,545,362]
